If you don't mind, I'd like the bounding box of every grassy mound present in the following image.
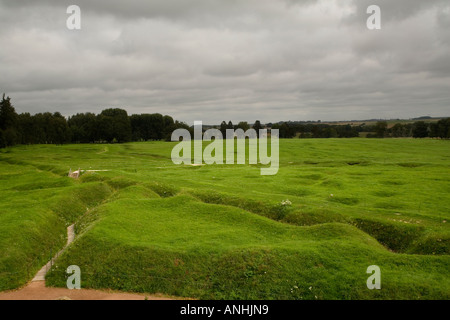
[1,139,449,299]
[0,161,113,290]
[46,194,450,299]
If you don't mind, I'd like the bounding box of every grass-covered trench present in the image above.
[0,139,449,299]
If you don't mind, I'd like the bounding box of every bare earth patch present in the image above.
[0,281,174,300]
[0,224,184,300]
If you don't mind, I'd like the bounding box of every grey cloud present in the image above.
[347,0,449,23]
[0,0,449,124]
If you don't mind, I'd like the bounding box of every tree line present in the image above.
[262,120,450,139]
[0,94,189,148]
[214,120,360,138]
[364,120,450,139]
[1,93,449,148]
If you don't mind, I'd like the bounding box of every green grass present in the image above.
[0,161,113,290]
[1,139,449,299]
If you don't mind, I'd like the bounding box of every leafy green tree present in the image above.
[148,113,164,140]
[279,123,295,138]
[253,120,262,138]
[0,129,4,148]
[429,122,438,138]
[51,112,70,144]
[374,121,388,138]
[17,113,33,144]
[163,115,175,138]
[412,121,429,138]
[130,113,166,141]
[96,114,113,142]
[311,125,321,138]
[220,121,227,137]
[337,124,358,138]
[98,108,131,143]
[68,113,97,143]
[391,123,406,137]
[0,94,18,130]
[25,112,70,144]
[0,94,19,146]
[237,121,250,131]
[329,127,338,138]
[435,118,450,139]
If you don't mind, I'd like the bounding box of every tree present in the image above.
[17,113,33,144]
[0,94,18,130]
[51,112,70,144]
[163,115,175,139]
[130,114,144,141]
[68,113,97,143]
[429,122,439,138]
[277,122,295,138]
[98,108,132,143]
[412,121,429,138]
[0,94,19,146]
[222,120,234,139]
[0,93,191,147]
[0,129,4,148]
[374,121,388,138]
[329,127,338,138]
[130,113,166,141]
[147,113,164,140]
[220,121,227,137]
[237,121,250,131]
[435,118,450,139]
[391,123,406,138]
[253,120,262,138]
[311,125,321,138]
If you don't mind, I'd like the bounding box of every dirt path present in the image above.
[0,281,173,300]
[32,225,75,281]
[0,224,177,300]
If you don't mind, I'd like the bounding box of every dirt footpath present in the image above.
[0,224,183,300]
[0,281,174,300]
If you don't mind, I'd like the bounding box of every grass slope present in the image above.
[1,139,449,298]
[0,158,113,290]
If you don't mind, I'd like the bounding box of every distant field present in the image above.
[321,118,444,126]
[0,139,449,299]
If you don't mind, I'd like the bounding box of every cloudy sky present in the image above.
[0,0,449,124]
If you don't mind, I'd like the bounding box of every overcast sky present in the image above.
[0,0,449,124]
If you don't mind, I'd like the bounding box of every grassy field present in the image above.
[0,139,449,299]
[321,118,444,127]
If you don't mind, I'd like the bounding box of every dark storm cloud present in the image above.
[0,0,449,123]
